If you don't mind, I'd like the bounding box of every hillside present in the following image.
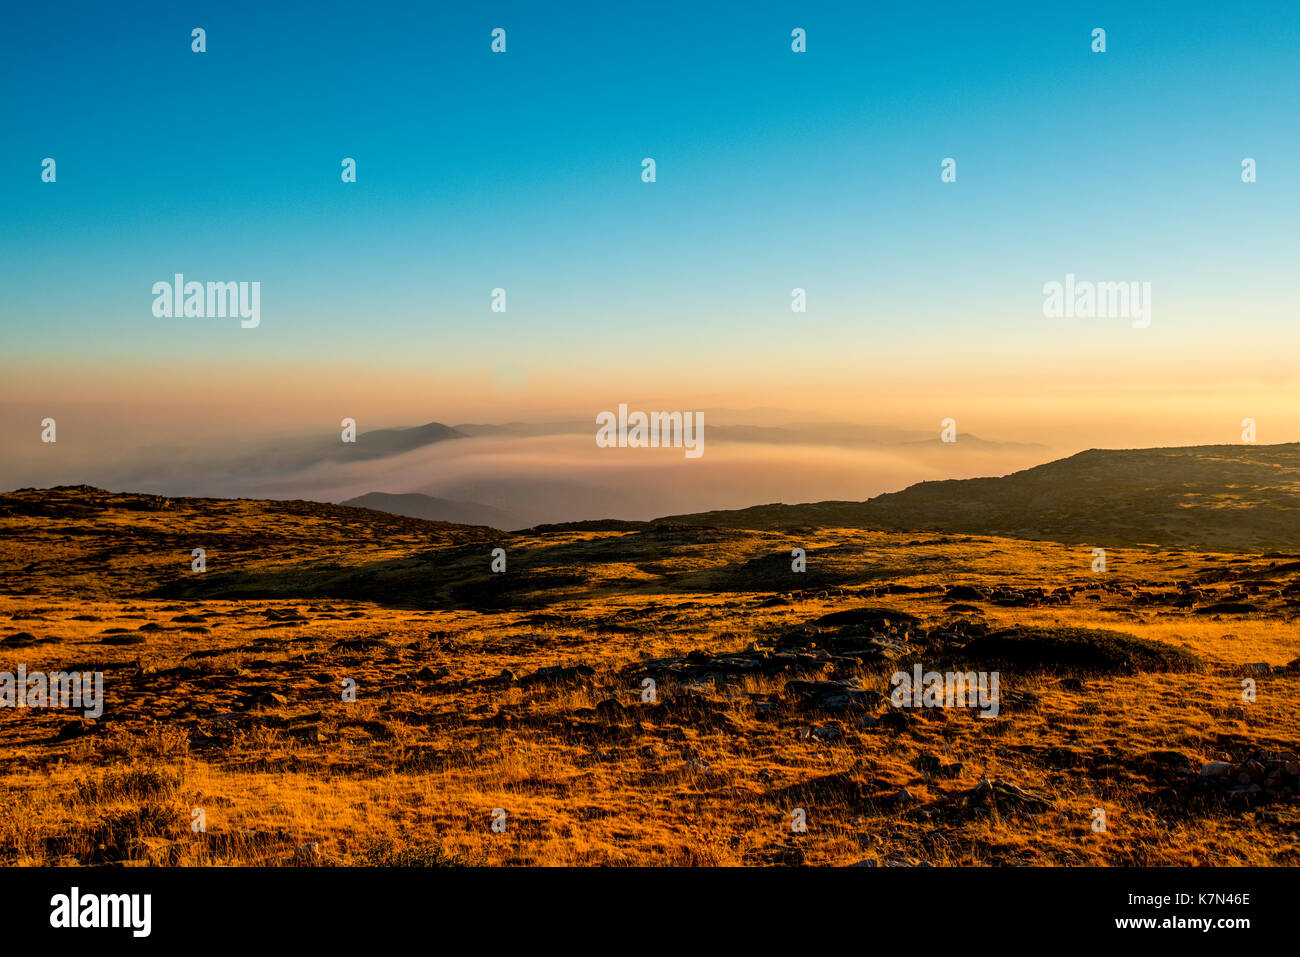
[341,492,521,530]
[1,483,1298,867]
[0,485,493,600]
[658,444,1300,551]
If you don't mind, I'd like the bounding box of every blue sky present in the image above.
[2,0,1298,396]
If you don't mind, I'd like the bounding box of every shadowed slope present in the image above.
[657,444,1300,551]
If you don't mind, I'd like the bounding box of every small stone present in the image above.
[55,719,91,741]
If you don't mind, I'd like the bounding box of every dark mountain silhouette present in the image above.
[655,444,1300,551]
[341,491,520,529]
[328,421,466,460]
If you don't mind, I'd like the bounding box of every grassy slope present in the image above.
[658,444,1300,552]
[1,488,1298,865]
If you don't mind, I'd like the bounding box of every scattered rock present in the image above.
[920,778,1053,820]
[595,698,629,722]
[958,626,1202,674]
[1194,750,1299,807]
[796,725,843,743]
[55,718,93,741]
[784,678,881,712]
[914,753,963,778]
[748,844,805,867]
[876,710,915,733]
[247,691,288,709]
[264,608,309,622]
[287,724,323,744]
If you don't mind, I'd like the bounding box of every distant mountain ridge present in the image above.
[341,491,520,529]
[655,444,1300,552]
[329,422,466,460]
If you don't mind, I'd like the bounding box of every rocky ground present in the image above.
[1,486,1298,866]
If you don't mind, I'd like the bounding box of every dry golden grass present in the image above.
[2,489,1299,866]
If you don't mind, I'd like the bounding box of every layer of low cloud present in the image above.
[0,425,1058,529]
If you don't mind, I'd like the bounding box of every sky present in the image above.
[2,0,1299,511]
